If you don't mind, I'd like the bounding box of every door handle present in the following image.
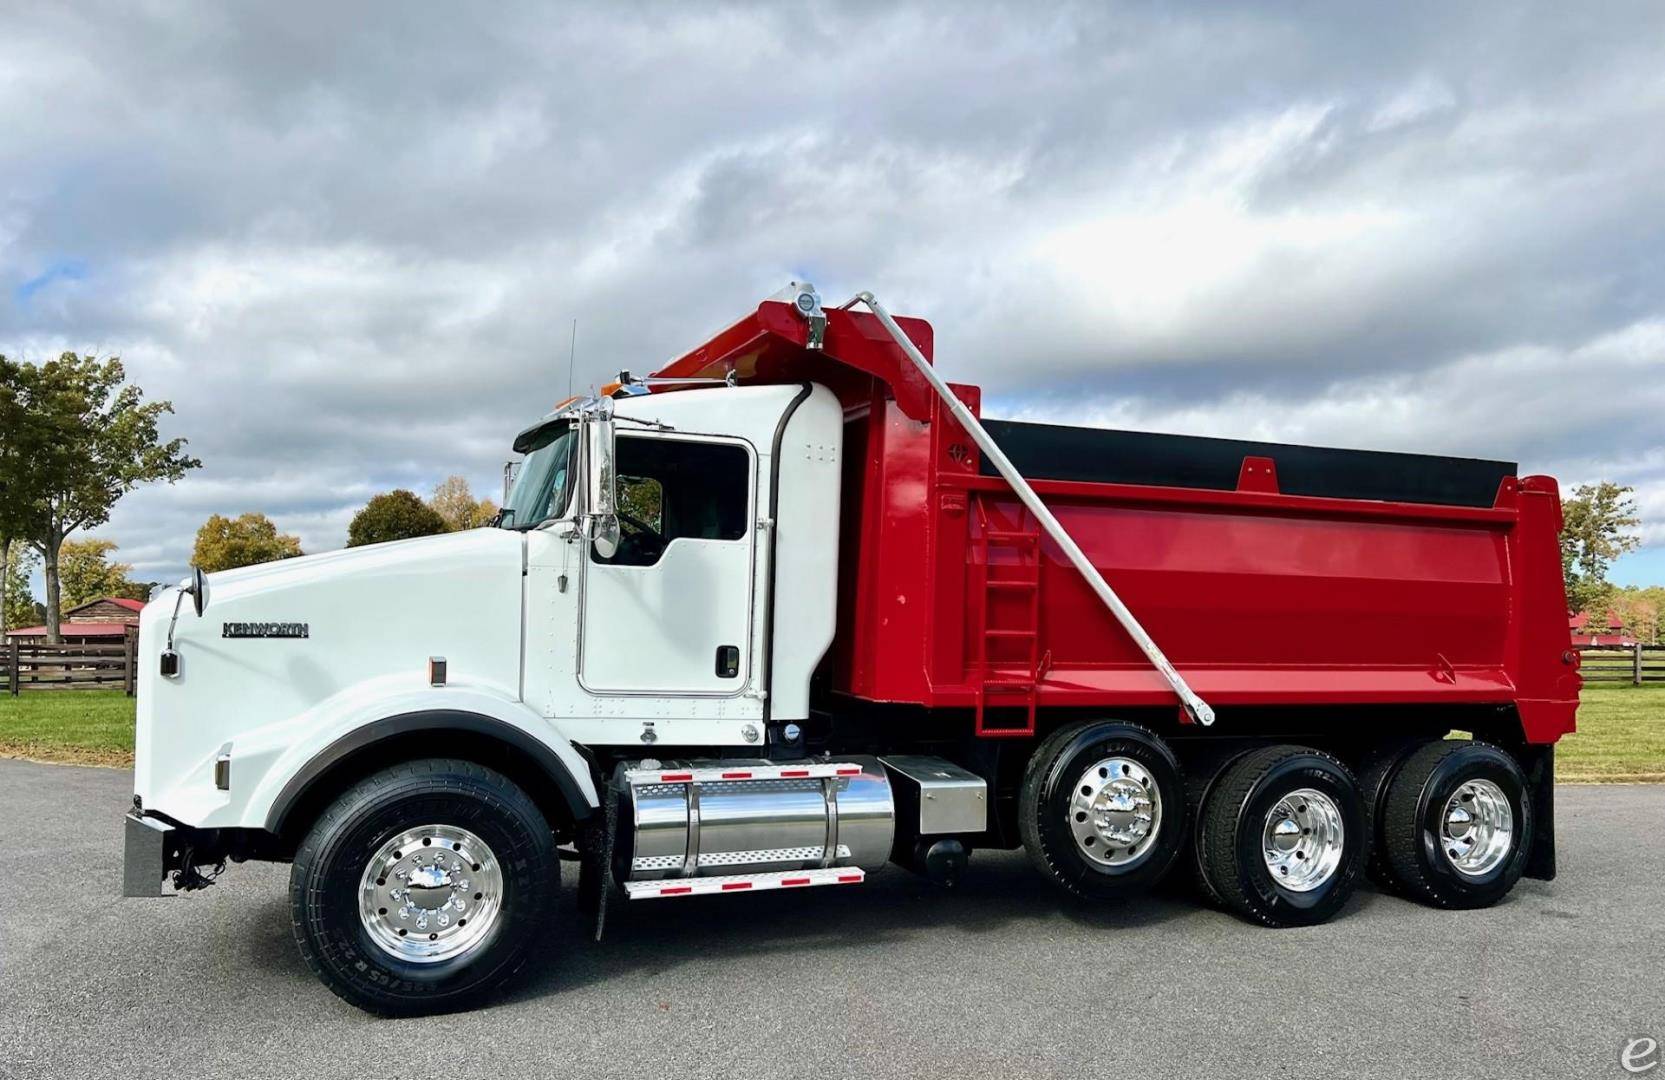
[714,645,740,679]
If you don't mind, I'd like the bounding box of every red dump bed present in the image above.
[655,298,1580,744]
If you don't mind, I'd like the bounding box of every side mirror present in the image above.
[186,566,210,617]
[583,404,620,559]
[161,566,209,679]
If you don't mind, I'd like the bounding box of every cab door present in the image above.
[578,432,756,695]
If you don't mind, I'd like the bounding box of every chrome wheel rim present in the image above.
[1261,788,1344,892]
[1069,756,1162,868]
[1440,779,1513,876]
[358,824,504,963]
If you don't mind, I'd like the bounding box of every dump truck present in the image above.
[123,284,1579,1015]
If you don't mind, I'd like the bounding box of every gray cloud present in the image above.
[2,1,1663,583]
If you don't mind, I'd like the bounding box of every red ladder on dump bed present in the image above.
[973,500,1046,737]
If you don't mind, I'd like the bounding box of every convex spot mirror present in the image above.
[185,565,210,616]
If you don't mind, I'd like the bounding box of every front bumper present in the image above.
[123,808,233,896]
[124,809,247,896]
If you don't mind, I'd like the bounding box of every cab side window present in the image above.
[593,437,750,567]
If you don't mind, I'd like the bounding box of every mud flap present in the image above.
[123,811,174,897]
[1519,744,1556,881]
[577,770,622,941]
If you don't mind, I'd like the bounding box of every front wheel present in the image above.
[1020,721,1187,899]
[289,759,558,1015]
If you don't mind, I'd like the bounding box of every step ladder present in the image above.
[973,501,1045,737]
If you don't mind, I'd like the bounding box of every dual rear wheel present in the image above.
[1193,745,1365,926]
[1368,740,1532,908]
[1021,722,1534,927]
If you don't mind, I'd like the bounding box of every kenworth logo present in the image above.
[221,622,309,639]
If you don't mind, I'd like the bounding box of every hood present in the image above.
[134,527,529,819]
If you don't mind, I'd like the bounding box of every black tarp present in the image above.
[980,419,1515,508]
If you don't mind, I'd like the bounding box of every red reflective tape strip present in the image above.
[720,881,753,891]
[837,873,862,883]
[660,773,693,782]
[720,771,752,779]
[836,766,861,776]
[781,877,811,886]
[780,770,810,778]
[659,886,693,895]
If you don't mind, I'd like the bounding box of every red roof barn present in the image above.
[6,596,145,645]
[1568,610,1635,647]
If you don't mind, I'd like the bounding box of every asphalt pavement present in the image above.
[1,758,1660,1079]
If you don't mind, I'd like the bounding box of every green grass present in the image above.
[0,690,136,766]
[0,683,1661,780]
[1557,683,1665,783]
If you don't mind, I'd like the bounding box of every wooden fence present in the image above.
[1575,643,1665,685]
[2,632,139,695]
[4,635,1652,693]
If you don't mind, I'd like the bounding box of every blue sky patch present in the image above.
[13,259,88,308]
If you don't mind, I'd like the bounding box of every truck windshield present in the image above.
[500,423,576,530]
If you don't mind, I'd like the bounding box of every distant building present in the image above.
[5,596,144,645]
[1568,610,1636,647]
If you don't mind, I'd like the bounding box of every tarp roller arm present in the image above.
[834,290,1216,727]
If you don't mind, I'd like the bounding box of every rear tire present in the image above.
[290,758,558,1016]
[1378,740,1531,910]
[1020,721,1187,899]
[1197,745,1365,928]
[1357,745,1418,892]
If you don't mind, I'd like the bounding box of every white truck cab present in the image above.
[131,382,842,840]
[124,375,896,1016]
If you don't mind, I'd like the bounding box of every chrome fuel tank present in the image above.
[620,758,894,881]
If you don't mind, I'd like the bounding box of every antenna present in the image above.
[567,318,578,398]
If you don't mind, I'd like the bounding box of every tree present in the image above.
[618,475,663,529]
[192,512,304,572]
[1559,481,1641,616]
[347,489,450,547]
[0,357,47,637]
[1638,586,1665,645]
[1611,584,1665,645]
[10,355,198,641]
[57,538,150,608]
[430,476,498,531]
[1,542,40,631]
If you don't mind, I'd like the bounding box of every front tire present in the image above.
[1020,721,1187,899]
[289,758,558,1015]
[1378,740,1531,910]
[1197,745,1366,928]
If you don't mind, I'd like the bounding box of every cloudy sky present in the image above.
[4,1,1664,588]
